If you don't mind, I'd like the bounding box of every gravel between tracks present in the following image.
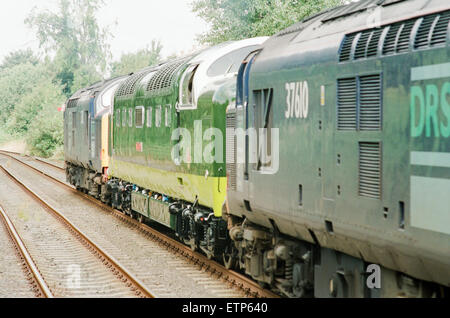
[0,165,140,298]
[0,156,247,298]
[0,211,36,298]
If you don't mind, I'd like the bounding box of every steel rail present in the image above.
[0,204,54,298]
[0,163,155,298]
[0,151,279,298]
[0,150,64,171]
[34,157,65,171]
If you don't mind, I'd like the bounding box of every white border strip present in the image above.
[411,151,450,168]
[411,63,450,81]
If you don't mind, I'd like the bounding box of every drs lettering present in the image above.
[410,82,450,138]
[285,81,309,119]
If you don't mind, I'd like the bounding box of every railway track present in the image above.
[0,150,65,171]
[0,150,279,298]
[0,161,154,298]
[0,204,52,298]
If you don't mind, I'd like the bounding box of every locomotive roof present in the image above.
[114,38,268,101]
[68,76,127,101]
[252,0,450,73]
[277,0,450,38]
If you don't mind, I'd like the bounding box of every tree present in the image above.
[0,61,65,157]
[25,0,110,95]
[27,100,65,158]
[192,0,345,45]
[0,63,53,125]
[111,40,163,77]
[0,49,40,71]
[11,78,65,135]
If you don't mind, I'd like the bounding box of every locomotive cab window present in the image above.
[135,106,144,128]
[254,88,274,171]
[238,52,259,180]
[179,64,199,109]
[146,106,152,128]
[237,52,259,107]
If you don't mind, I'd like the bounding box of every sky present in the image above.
[0,0,210,63]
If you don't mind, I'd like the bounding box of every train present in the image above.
[64,0,450,298]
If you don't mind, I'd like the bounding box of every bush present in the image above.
[26,102,64,158]
[10,79,65,135]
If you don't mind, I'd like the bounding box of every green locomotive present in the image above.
[107,38,267,257]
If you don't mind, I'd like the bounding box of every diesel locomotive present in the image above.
[65,0,450,298]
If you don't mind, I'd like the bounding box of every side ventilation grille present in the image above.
[337,74,382,131]
[116,71,150,97]
[431,11,450,46]
[147,57,190,96]
[367,29,383,57]
[339,34,356,62]
[339,9,449,62]
[354,31,371,59]
[126,72,149,95]
[382,24,401,55]
[337,78,357,130]
[396,19,415,52]
[67,98,79,108]
[359,142,382,199]
[226,112,237,191]
[414,15,438,49]
[359,74,382,131]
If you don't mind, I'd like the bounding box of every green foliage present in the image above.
[0,0,113,157]
[71,64,103,94]
[0,128,14,145]
[0,0,112,158]
[26,0,111,96]
[0,61,65,157]
[0,63,52,125]
[192,0,345,44]
[11,79,65,135]
[111,40,163,77]
[0,49,40,71]
[26,102,64,158]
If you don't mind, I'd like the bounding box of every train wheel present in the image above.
[223,245,237,270]
[184,238,197,252]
